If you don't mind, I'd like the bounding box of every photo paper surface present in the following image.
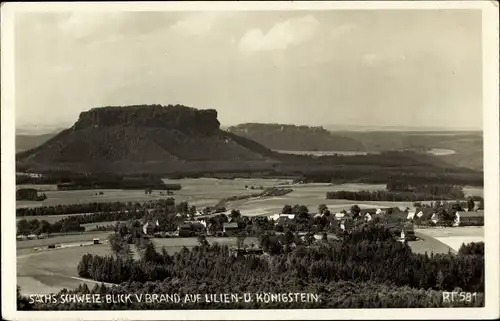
[1,1,499,320]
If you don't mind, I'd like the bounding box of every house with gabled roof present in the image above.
[456,210,484,226]
[223,222,241,236]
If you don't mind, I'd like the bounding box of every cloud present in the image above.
[58,12,122,37]
[54,12,180,44]
[239,15,319,52]
[361,51,407,66]
[330,23,356,39]
[362,53,378,66]
[170,12,226,36]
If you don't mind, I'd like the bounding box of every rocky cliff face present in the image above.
[73,105,221,136]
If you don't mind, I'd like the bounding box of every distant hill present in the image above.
[16,125,69,136]
[332,131,483,171]
[16,133,58,153]
[227,123,364,152]
[16,105,279,175]
[227,123,482,172]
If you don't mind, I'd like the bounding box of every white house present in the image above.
[431,213,439,224]
[407,211,416,220]
[416,211,424,218]
[142,222,149,235]
[280,214,295,220]
[269,214,281,221]
[197,220,207,228]
[364,213,372,222]
[335,212,345,220]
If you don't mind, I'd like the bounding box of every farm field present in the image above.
[17,244,114,296]
[16,179,483,216]
[415,227,484,252]
[15,178,281,209]
[462,186,484,198]
[17,236,258,296]
[410,232,455,255]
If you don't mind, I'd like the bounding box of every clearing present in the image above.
[415,227,484,252]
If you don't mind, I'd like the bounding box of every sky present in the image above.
[14,9,483,131]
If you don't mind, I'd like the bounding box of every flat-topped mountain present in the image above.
[227,123,364,152]
[16,105,278,174]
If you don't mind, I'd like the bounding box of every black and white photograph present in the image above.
[1,1,499,320]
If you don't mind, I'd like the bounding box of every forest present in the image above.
[386,182,465,196]
[326,181,467,202]
[325,190,465,202]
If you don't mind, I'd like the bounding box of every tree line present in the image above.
[16,199,178,217]
[386,182,465,198]
[300,170,483,187]
[326,190,466,202]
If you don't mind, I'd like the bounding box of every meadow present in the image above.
[17,178,483,211]
[16,179,483,223]
[410,232,456,255]
[416,226,484,252]
[16,178,280,209]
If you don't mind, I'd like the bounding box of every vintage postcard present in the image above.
[1,1,499,320]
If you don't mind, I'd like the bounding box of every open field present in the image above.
[17,236,258,295]
[462,186,484,198]
[17,179,483,210]
[16,178,281,209]
[415,227,484,252]
[410,232,455,255]
[16,179,483,217]
[416,226,484,238]
[18,244,114,295]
